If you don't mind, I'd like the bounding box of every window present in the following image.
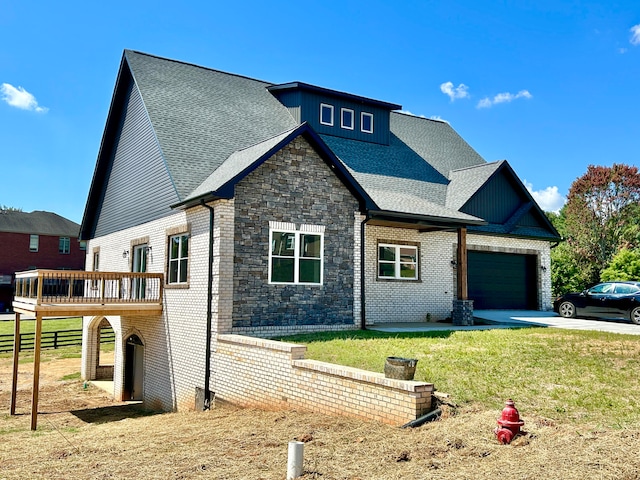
[168,233,189,284]
[29,235,39,252]
[59,237,70,254]
[270,229,323,285]
[378,243,418,280]
[79,240,87,251]
[341,108,354,130]
[93,250,100,271]
[320,103,334,126]
[361,112,374,134]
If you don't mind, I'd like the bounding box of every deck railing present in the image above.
[14,270,164,307]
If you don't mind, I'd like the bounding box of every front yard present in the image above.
[1,327,640,479]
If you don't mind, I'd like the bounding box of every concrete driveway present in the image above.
[371,310,640,336]
[475,310,640,335]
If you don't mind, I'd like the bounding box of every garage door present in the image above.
[467,251,537,310]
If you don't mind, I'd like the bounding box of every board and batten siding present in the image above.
[94,83,179,238]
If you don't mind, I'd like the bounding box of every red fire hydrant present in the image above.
[495,399,525,444]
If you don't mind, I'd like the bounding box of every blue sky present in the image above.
[1,1,639,224]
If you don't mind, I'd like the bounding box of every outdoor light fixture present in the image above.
[123,250,129,259]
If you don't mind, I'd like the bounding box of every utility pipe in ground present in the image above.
[287,441,304,479]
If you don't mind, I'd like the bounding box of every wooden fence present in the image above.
[0,327,115,353]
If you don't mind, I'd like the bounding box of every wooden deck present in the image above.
[10,269,164,430]
[12,269,164,316]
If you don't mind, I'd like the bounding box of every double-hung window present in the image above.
[59,237,70,254]
[378,243,418,280]
[29,235,39,252]
[270,227,323,285]
[168,233,189,284]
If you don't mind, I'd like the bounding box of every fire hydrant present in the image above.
[495,399,524,444]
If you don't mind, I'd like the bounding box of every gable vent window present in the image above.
[361,112,374,134]
[341,108,354,130]
[320,103,334,126]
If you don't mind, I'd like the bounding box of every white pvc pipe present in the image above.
[287,441,304,479]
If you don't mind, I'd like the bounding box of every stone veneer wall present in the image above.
[364,226,553,325]
[230,136,361,333]
[213,334,433,426]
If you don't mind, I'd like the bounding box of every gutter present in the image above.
[360,215,367,330]
[201,200,215,410]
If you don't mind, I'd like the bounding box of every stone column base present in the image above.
[452,300,474,326]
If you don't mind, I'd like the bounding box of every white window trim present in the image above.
[320,103,334,126]
[59,236,71,254]
[378,243,418,280]
[167,233,189,285]
[361,112,374,134]
[29,234,39,252]
[269,226,324,285]
[341,108,355,130]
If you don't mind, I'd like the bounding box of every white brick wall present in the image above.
[364,225,553,325]
[82,205,213,411]
[81,204,553,412]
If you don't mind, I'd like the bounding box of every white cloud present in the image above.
[440,81,470,101]
[477,90,532,109]
[398,110,426,118]
[429,115,450,124]
[1,83,48,113]
[631,24,640,46]
[524,180,566,213]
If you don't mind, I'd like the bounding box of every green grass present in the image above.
[279,328,640,428]
[0,317,82,335]
[61,371,81,381]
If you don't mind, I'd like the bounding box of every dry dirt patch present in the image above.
[1,355,640,479]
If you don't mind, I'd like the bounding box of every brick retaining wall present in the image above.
[214,334,434,426]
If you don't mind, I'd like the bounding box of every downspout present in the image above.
[201,200,215,410]
[360,215,367,330]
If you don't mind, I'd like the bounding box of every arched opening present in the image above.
[124,334,144,401]
[95,318,115,380]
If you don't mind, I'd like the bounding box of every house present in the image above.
[0,210,84,311]
[78,50,559,414]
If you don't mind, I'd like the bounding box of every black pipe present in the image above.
[360,216,367,330]
[201,200,215,410]
[401,408,442,428]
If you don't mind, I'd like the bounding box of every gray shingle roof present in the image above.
[117,51,556,236]
[125,50,297,201]
[0,210,80,236]
[446,161,504,210]
[186,126,301,200]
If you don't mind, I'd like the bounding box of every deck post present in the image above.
[30,313,43,431]
[10,312,21,415]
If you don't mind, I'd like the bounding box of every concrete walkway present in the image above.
[371,309,640,336]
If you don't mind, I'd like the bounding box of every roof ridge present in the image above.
[232,125,302,154]
[124,49,275,87]
[451,160,504,174]
[391,110,446,123]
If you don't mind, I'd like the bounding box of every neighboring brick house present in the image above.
[0,210,84,311]
[79,50,560,411]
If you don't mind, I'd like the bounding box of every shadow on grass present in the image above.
[70,404,161,424]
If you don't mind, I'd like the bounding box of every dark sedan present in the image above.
[554,281,640,324]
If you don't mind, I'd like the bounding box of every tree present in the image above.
[0,205,22,212]
[564,164,640,286]
[600,248,640,281]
